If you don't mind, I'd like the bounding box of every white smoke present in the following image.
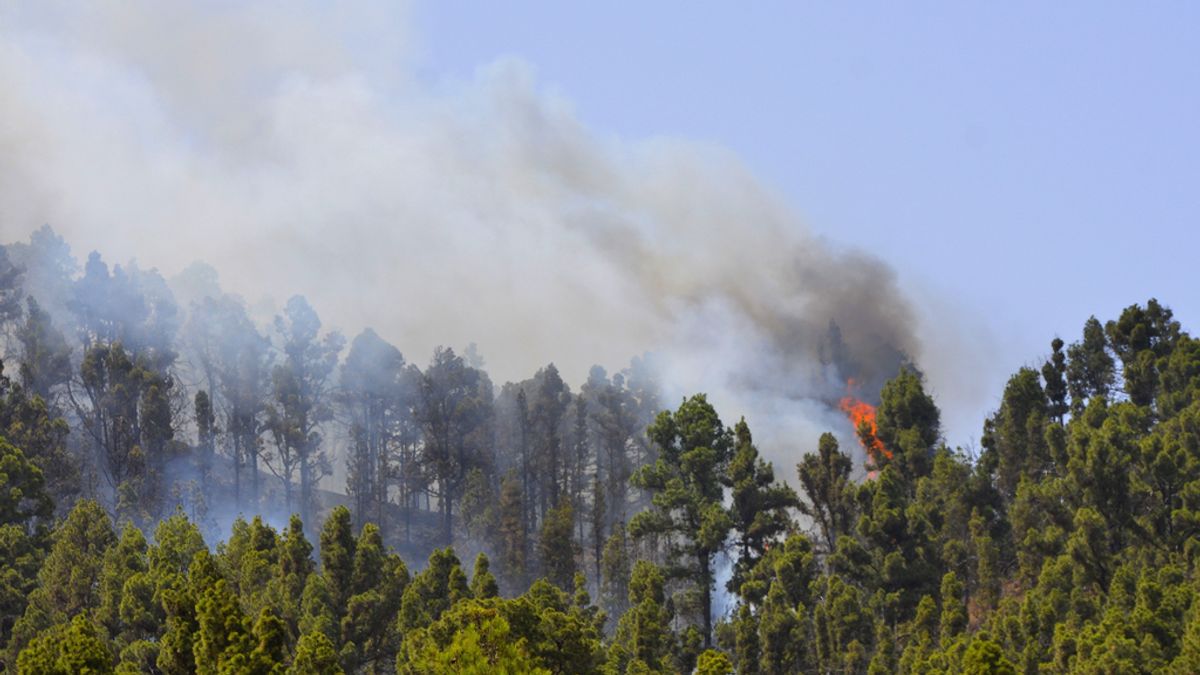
[0,1,937,471]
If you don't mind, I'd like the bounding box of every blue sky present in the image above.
[417,2,1200,433]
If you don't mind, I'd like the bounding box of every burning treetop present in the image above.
[839,379,893,467]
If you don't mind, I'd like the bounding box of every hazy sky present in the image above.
[418,1,1200,439]
[1,2,1195,456]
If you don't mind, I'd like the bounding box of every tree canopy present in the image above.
[2,229,1199,673]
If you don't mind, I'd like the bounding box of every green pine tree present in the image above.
[630,394,733,647]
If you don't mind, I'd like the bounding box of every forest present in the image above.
[2,225,1200,674]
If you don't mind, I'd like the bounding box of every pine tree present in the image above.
[266,296,344,530]
[318,505,356,628]
[980,367,1050,500]
[970,508,1000,614]
[724,418,797,598]
[1066,316,1116,415]
[7,499,115,663]
[585,367,636,530]
[0,364,76,512]
[939,571,967,644]
[193,579,252,674]
[115,639,160,674]
[0,246,23,329]
[696,648,734,675]
[416,347,493,546]
[138,375,177,520]
[733,603,760,675]
[299,573,337,644]
[77,342,171,520]
[570,394,591,541]
[341,521,409,672]
[758,580,805,674]
[496,472,528,593]
[796,433,856,554]
[539,497,579,591]
[154,533,215,675]
[867,619,896,675]
[631,394,733,648]
[195,295,271,511]
[600,524,631,623]
[471,553,499,599]
[289,631,343,675]
[608,560,673,673]
[1043,337,1069,422]
[873,367,941,483]
[14,297,72,403]
[274,514,314,638]
[1106,299,1181,407]
[811,575,870,674]
[590,472,606,597]
[458,467,497,549]
[399,610,548,675]
[16,614,115,674]
[741,533,816,610]
[530,365,570,522]
[960,635,1016,674]
[95,523,150,644]
[339,328,410,531]
[194,390,216,485]
[397,548,470,634]
[852,463,940,616]
[217,516,278,621]
[246,607,289,674]
[0,436,53,535]
[0,438,54,668]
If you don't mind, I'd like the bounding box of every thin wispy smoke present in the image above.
[0,2,935,470]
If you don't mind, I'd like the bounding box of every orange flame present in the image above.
[839,379,893,466]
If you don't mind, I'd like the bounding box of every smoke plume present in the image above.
[0,1,925,470]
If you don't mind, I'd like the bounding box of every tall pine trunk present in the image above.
[232,432,242,509]
[701,551,713,648]
[442,487,453,546]
[299,448,311,529]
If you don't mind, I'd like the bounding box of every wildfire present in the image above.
[839,379,893,466]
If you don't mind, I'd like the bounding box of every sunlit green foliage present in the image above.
[4,298,1200,673]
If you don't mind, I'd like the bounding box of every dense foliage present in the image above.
[2,228,1200,673]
